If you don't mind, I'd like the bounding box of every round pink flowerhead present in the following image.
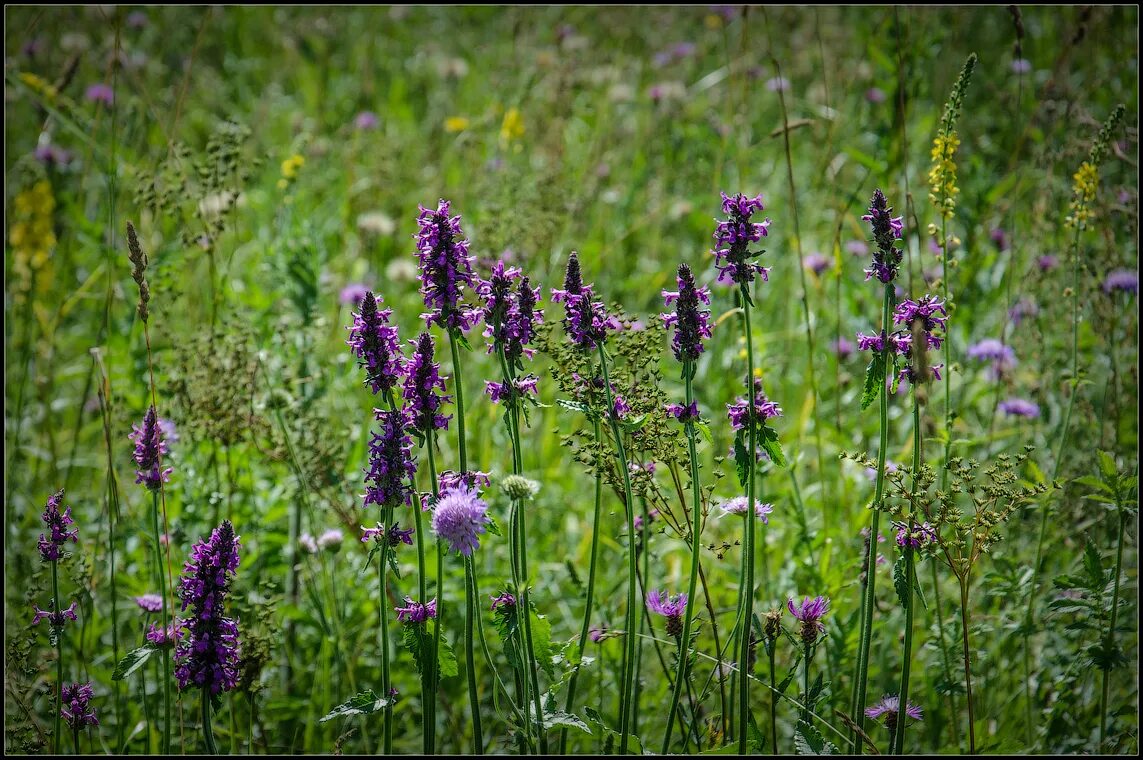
[431,485,491,557]
[646,589,688,638]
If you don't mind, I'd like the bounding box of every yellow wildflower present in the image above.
[704,13,723,29]
[19,72,58,100]
[444,116,470,133]
[9,179,58,298]
[500,107,525,144]
[280,154,305,180]
[928,131,960,219]
[1065,161,1099,229]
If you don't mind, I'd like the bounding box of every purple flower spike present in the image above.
[553,253,618,350]
[865,694,923,732]
[485,375,539,405]
[726,378,783,431]
[129,406,172,491]
[364,407,417,510]
[861,189,904,283]
[787,595,830,645]
[490,592,517,612]
[347,290,403,397]
[174,520,241,695]
[438,470,492,494]
[712,192,771,286]
[662,263,712,363]
[145,622,182,648]
[395,596,437,624]
[414,199,479,332]
[431,485,491,556]
[478,260,544,369]
[666,401,701,423]
[646,589,688,637]
[60,683,99,730]
[38,489,78,562]
[361,522,415,547]
[402,333,452,434]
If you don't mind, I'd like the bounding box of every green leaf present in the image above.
[319,690,392,722]
[486,514,503,537]
[556,398,591,415]
[860,352,885,410]
[893,555,911,609]
[793,720,838,754]
[530,609,555,679]
[618,414,647,432]
[1097,450,1118,483]
[758,423,786,468]
[734,430,750,487]
[540,710,592,734]
[1083,542,1106,591]
[747,711,766,752]
[696,420,714,445]
[112,646,156,681]
[1074,475,1114,496]
[437,627,459,679]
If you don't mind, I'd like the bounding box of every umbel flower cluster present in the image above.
[174,520,241,695]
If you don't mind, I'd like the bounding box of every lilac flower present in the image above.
[438,470,492,494]
[129,406,172,491]
[1037,255,1058,271]
[135,594,163,613]
[803,252,830,275]
[787,595,830,645]
[414,199,478,332]
[298,533,318,554]
[84,83,114,105]
[38,489,78,562]
[347,291,403,397]
[1011,58,1032,74]
[832,337,855,359]
[1102,269,1139,294]
[726,377,783,431]
[765,76,790,92]
[339,282,370,306]
[865,695,923,731]
[364,407,417,510]
[60,683,98,730]
[712,192,771,286]
[895,521,936,549]
[666,401,700,423]
[490,592,516,612]
[861,189,904,283]
[34,144,72,167]
[402,333,452,434]
[661,263,712,363]
[589,625,607,642]
[431,485,491,556]
[395,596,437,624]
[646,590,688,637]
[717,496,773,523]
[32,601,78,627]
[317,529,344,553]
[865,87,887,103]
[145,622,181,648]
[485,375,539,404]
[354,111,380,130]
[1008,297,1039,326]
[361,522,415,547]
[174,520,241,695]
[999,398,1040,418]
[967,339,1017,380]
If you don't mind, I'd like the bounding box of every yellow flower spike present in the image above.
[500,107,525,144]
[444,116,470,133]
[704,13,722,28]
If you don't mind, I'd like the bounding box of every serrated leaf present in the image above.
[487,514,502,537]
[319,690,392,722]
[437,628,459,679]
[793,720,837,755]
[696,420,714,445]
[401,623,432,676]
[893,555,910,609]
[1097,450,1118,483]
[758,423,786,468]
[1083,542,1105,591]
[860,352,885,410]
[530,609,555,679]
[734,430,750,487]
[556,399,591,415]
[618,414,647,432]
[540,710,592,734]
[112,646,156,681]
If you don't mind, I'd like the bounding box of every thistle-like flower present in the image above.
[717,496,774,524]
[364,408,417,510]
[347,291,403,396]
[38,489,77,562]
[998,398,1040,418]
[414,199,478,332]
[430,485,491,556]
[661,263,712,364]
[401,333,452,435]
[60,683,99,730]
[134,594,164,613]
[865,695,923,732]
[129,405,172,491]
[174,520,241,695]
[712,192,771,286]
[787,595,830,646]
[966,338,1016,381]
[862,189,905,283]
[646,590,688,638]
